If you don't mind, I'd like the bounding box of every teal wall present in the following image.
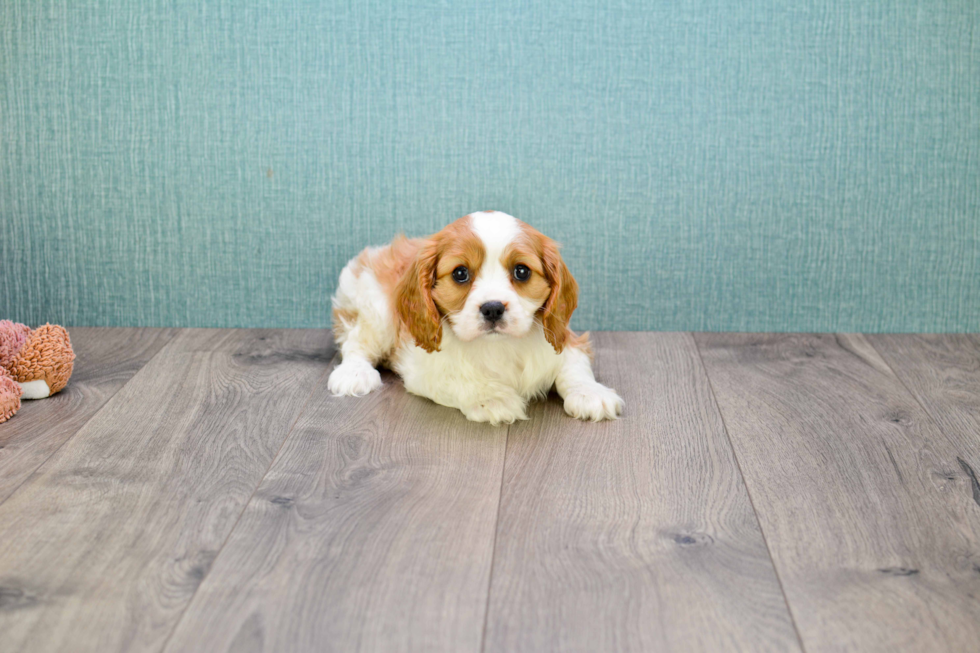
[2,1,978,331]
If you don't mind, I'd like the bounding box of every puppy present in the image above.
[328,211,623,425]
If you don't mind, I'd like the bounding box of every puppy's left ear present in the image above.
[540,238,578,353]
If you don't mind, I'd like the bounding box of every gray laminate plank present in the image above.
[867,334,980,457]
[695,333,980,652]
[0,328,332,653]
[484,332,801,653]
[163,368,508,653]
[0,327,178,504]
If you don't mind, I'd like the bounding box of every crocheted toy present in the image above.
[0,321,75,424]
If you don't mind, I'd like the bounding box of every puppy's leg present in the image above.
[328,328,384,397]
[555,344,623,422]
[327,263,390,397]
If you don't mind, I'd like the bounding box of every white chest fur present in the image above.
[392,326,563,421]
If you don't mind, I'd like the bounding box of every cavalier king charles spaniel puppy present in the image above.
[328,211,623,425]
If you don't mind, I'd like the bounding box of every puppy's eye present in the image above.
[513,264,531,281]
[452,266,469,283]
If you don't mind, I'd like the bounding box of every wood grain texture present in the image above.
[164,369,508,653]
[695,333,980,652]
[867,334,980,457]
[0,327,177,504]
[484,332,800,653]
[0,329,332,653]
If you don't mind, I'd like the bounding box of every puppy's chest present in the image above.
[415,345,527,382]
[393,338,559,399]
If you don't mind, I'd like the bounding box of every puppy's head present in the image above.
[395,211,578,353]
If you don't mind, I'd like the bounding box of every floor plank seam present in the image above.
[156,351,337,653]
[0,329,182,510]
[479,421,511,653]
[690,333,810,653]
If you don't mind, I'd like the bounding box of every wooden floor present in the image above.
[1,330,978,653]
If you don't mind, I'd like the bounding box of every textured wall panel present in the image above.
[1,1,978,330]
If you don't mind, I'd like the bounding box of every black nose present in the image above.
[480,301,506,323]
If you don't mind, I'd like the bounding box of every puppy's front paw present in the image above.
[461,395,528,426]
[563,383,624,422]
[328,361,382,397]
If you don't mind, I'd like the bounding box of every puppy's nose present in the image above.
[480,301,506,324]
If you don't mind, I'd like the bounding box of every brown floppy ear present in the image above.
[395,240,442,352]
[540,239,578,353]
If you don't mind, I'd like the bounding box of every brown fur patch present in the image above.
[511,222,579,352]
[393,216,485,352]
[501,240,550,309]
[431,220,485,316]
[334,237,424,341]
[365,235,424,295]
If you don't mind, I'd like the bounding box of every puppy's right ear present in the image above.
[395,240,442,352]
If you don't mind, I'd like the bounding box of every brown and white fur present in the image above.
[328,211,623,425]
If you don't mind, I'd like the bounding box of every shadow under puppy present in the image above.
[329,211,623,425]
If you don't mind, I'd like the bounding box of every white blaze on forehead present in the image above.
[448,211,538,341]
[470,211,519,266]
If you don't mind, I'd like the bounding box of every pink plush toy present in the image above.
[0,321,75,424]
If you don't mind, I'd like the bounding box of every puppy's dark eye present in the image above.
[513,264,531,281]
[452,266,469,283]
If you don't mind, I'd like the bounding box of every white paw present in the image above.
[328,361,382,397]
[563,383,624,422]
[461,395,528,426]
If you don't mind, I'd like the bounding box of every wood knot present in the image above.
[878,567,919,576]
[668,532,714,547]
[0,586,38,611]
[884,411,910,425]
